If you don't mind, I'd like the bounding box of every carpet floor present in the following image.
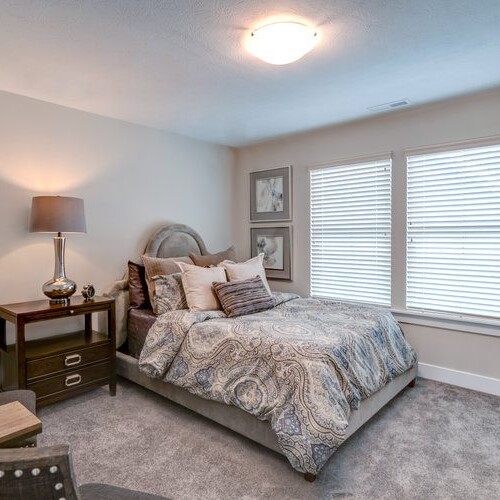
[38,377,500,500]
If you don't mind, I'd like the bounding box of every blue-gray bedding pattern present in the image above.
[139,293,417,474]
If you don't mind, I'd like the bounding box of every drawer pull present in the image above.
[65,354,82,367]
[65,374,81,387]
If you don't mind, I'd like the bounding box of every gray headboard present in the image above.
[106,224,209,348]
[143,224,208,258]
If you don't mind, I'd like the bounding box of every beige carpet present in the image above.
[38,377,500,499]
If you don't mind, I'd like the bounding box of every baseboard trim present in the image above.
[418,362,500,397]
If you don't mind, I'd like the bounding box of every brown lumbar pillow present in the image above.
[190,246,237,267]
[128,261,151,310]
[212,276,274,318]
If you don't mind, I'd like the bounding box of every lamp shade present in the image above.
[30,196,87,233]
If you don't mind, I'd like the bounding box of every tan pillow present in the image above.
[176,261,227,312]
[219,254,272,296]
[142,255,194,306]
[190,246,237,267]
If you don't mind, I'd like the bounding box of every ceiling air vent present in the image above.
[368,99,411,112]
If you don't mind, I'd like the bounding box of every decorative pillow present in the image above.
[212,276,275,318]
[103,278,129,348]
[219,254,272,295]
[190,246,237,267]
[128,261,151,310]
[153,273,187,315]
[142,255,194,305]
[176,261,227,312]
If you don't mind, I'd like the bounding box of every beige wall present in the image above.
[233,88,500,382]
[2,87,499,385]
[402,323,500,379]
[0,90,234,338]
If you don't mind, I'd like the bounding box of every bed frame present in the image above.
[114,223,418,482]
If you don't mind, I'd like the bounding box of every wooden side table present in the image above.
[0,296,116,407]
[0,401,42,447]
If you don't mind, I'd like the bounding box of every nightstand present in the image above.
[0,296,116,407]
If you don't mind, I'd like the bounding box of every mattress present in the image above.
[127,308,156,359]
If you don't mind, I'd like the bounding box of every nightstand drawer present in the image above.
[23,308,83,322]
[27,343,111,380]
[27,362,111,399]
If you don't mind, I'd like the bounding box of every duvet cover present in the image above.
[139,293,417,474]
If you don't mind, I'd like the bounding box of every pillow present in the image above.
[128,261,151,310]
[142,255,194,305]
[219,254,272,295]
[103,278,128,348]
[176,261,227,312]
[190,246,237,267]
[213,276,275,318]
[153,273,187,315]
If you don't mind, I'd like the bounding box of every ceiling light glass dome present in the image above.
[248,22,318,65]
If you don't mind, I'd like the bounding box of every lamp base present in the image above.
[42,235,77,305]
[42,277,77,304]
[49,297,70,305]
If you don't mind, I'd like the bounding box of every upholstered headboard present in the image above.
[105,223,209,347]
[143,224,208,258]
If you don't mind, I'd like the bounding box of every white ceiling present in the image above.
[1,0,500,146]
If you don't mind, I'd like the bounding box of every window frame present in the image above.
[309,152,393,306]
[404,136,500,322]
[305,137,500,335]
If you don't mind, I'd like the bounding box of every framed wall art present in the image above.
[250,166,292,222]
[251,226,292,280]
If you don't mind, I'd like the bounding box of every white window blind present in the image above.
[310,158,392,305]
[407,143,500,319]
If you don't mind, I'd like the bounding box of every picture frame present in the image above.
[250,166,292,222]
[251,226,292,280]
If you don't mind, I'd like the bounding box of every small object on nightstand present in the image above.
[81,284,96,301]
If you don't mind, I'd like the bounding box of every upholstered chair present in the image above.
[0,445,169,500]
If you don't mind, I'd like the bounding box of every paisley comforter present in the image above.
[139,293,417,474]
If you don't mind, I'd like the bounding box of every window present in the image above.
[310,157,392,305]
[407,143,500,319]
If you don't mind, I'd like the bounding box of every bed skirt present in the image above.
[116,351,417,456]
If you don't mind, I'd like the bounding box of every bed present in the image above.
[111,223,418,482]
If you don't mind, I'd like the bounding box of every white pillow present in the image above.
[176,261,227,312]
[219,254,272,296]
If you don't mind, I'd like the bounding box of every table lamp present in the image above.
[30,196,87,304]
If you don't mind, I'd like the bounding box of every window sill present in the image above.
[311,294,500,338]
[392,309,500,338]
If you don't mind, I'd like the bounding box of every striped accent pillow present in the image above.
[212,276,274,318]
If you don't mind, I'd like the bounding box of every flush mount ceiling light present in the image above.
[248,21,318,65]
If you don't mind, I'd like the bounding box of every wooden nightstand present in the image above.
[0,296,116,407]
